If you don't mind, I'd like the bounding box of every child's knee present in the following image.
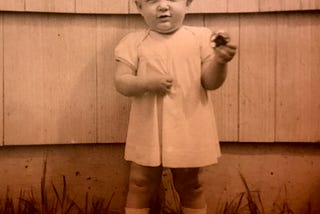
[175,178,204,196]
[129,173,154,191]
[128,163,162,193]
[172,168,204,195]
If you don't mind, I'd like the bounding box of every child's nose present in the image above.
[158,0,169,11]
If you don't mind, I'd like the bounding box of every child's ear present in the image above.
[135,0,142,11]
[186,0,193,6]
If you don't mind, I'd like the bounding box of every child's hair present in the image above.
[134,0,193,6]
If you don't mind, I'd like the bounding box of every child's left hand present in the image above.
[211,31,237,64]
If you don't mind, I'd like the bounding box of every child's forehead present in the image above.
[135,0,193,5]
[133,0,193,2]
[135,0,192,2]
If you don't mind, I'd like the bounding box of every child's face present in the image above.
[135,0,192,34]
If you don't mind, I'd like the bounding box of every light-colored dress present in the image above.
[114,26,221,168]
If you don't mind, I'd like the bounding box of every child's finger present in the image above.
[164,76,173,82]
[225,46,237,57]
[165,83,172,89]
[166,79,173,83]
[161,80,172,89]
[226,44,237,50]
[216,47,235,63]
[211,30,230,47]
[218,45,237,56]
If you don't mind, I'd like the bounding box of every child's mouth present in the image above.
[158,15,171,22]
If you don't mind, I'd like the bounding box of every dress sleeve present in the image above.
[114,32,140,71]
[199,27,215,63]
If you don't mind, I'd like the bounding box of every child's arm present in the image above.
[114,61,173,97]
[201,33,237,90]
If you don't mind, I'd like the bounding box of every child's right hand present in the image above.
[142,73,173,96]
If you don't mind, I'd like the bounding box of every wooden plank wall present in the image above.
[276,13,320,142]
[0,0,319,13]
[238,14,276,142]
[205,15,239,142]
[0,14,3,146]
[3,14,98,145]
[0,1,319,145]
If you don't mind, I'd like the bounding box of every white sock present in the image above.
[182,206,207,214]
[125,207,150,214]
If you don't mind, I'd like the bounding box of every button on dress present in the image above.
[115,26,221,168]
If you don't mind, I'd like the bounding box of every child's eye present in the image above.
[145,0,180,3]
[145,0,157,3]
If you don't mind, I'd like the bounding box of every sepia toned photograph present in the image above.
[0,0,319,213]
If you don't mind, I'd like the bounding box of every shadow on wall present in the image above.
[57,14,131,144]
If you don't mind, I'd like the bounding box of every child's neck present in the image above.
[150,25,183,35]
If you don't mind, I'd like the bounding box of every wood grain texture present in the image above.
[184,14,203,26]
[276,13,320,142]
[76,0,128,14]
[128,0,138,14]
[0,14,3,146]
[260,0,301,11]
[259,0,282,12]
[205,14,240,142]
[26,0,75,13]
[239,14,276,142]
[0,0,24,11]
[227,0,259,12]
[3,13,97,145]
[188,0,227,13]
[128,0,228,14]
[97,15,130,143]
[1,12,319,145]
[301,0,320,10]
[130,0,228,14]
[127,14,147,31]
[1,0,320,14]
[282,0,301,11]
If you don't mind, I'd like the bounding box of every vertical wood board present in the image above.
[301,0,320,10]
[239,14,276,142]
[1,0,320,13]
[4,13,97,145]
[276,13,320,142]
[188,0,227,13]
[260,0,301,11]
[0,0,24,11]
[282,0,301,10]
[3,14,43,145]
[184,14,204,26]
[97,15,130,143]
[0,14,3,146]
[227,0,259,12]
[26,0,75,13]
[128,0,138,14]
[127,14,147,31]
[259,0,282,12]
[76,0,128,14]
[129,0,227,14]
[205,14,239,142]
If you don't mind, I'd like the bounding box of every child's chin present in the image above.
[155,26,179,34]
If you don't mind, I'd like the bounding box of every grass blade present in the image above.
[41,158,48,214]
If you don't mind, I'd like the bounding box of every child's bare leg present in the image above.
[126,162,162,209]
[171,168,206,212]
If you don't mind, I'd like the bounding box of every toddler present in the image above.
[114,0,237,213]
